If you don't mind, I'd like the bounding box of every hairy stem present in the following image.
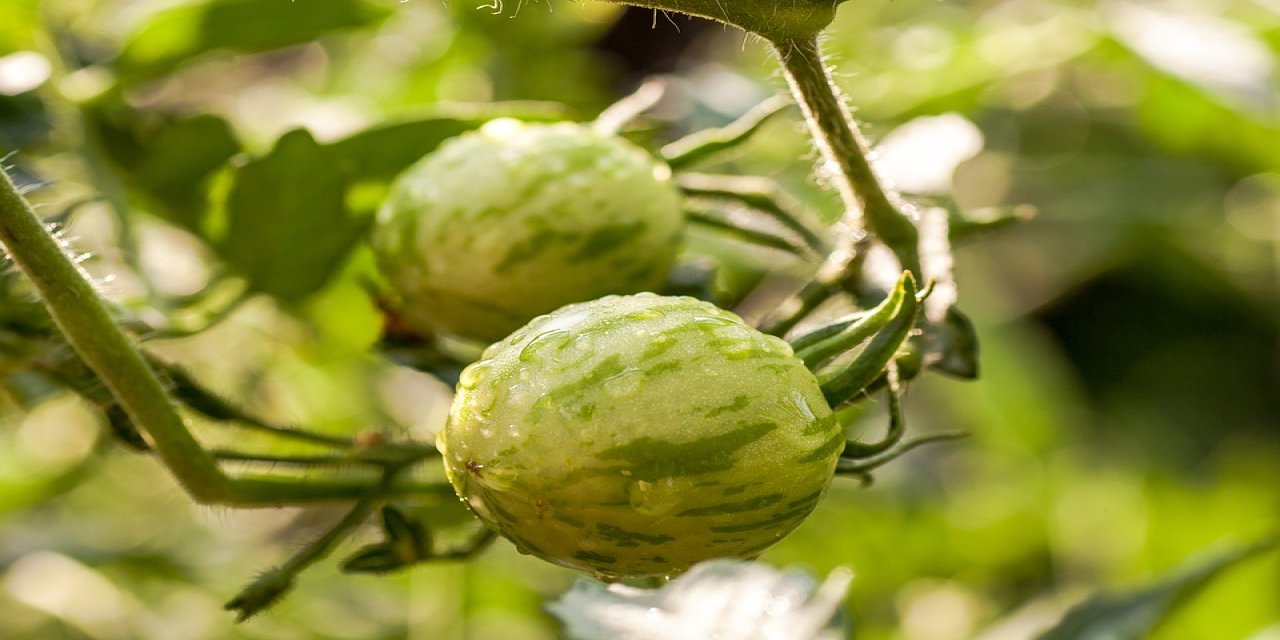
[199,474,455,506]
[226,475,389,620]
[770,36,920,277]
[0,167,234,499]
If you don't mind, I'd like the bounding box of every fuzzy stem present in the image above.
[0,167,233,500]
[226,475,388,621]
[685,204,811,258]
[770,36,920,277]
[676,172,828,254]
[219,475,455,506]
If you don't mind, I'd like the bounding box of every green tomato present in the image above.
[439,293,843,579]
[372,119,685,343]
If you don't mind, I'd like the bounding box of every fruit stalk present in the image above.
[771,36,921,277]
[0,165,232,500]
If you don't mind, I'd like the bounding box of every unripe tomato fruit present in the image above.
[438,293,844,578]
[372,119,685,343]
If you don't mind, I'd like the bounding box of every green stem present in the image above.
[0,167,232,500]
[212,450,375,468]
[676,172,828,254]
[836,431,968,476]
[685,205,811,258]
[841,363,905,459]
[154,357,357,448]
[759,249,866,337]
[226,474,389,620]
[219,475,455,506]
[662,96,792,169]
[770,36,920,277]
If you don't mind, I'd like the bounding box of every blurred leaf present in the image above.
[116,0,391,84]
[220,128,366,300]
[0,0,40,51]
[548,560,852,640]
[0,93,53,151]
[91,110,240,233]
[329,103,571,214]
[925,306,979,379]
[125,114,239,233]
[1138,72,1280,173]
[1037,539,1277,640]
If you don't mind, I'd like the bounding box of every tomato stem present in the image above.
[684,203,814,259]
[770,36,922,279]
[227,472,390,621]
[836,431,968,476]
[662,95,792,170]
[841,363,906,459]
[0,166,233,500]
[676,172,829,255]
[594,77,667,135]
[0,166,445,508]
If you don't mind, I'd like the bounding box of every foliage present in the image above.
[0,0,1277,638]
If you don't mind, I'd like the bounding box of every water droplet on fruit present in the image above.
[790,391,816,422]
[627,477,692,516]
[519,329,571,362]
[603,369,642,397]
[458,362,491,390]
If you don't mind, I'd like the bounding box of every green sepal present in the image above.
[793,273,913,369]
[788,309,872,354]
[382,506,431,560]
[685,203,812,258]
[341,506,433,574]
[341,544,406,574]
[947,204,1036,244]
[818,273,921,407]
[840,364,905,459]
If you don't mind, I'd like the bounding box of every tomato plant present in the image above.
[3,0,1274,637]
[0,0,974,618]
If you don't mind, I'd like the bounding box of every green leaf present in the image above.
[219,128,367,301]
[92,112,240,234]
[0,92,53,151]
[1037,539,1277,640]
[116,0,391,84]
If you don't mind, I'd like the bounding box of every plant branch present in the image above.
[226,473,389,620]
[770,36,920,277]
[0,166,233,500]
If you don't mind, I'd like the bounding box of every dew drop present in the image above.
[519,329,571,362]
[603,369,643,397]
[458,361,492,390]
[627,477,693,516]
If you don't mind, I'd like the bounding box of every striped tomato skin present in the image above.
[372,119,684,343]
[439,294,842,578]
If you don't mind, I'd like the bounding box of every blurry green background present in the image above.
[1,0,1277,638]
